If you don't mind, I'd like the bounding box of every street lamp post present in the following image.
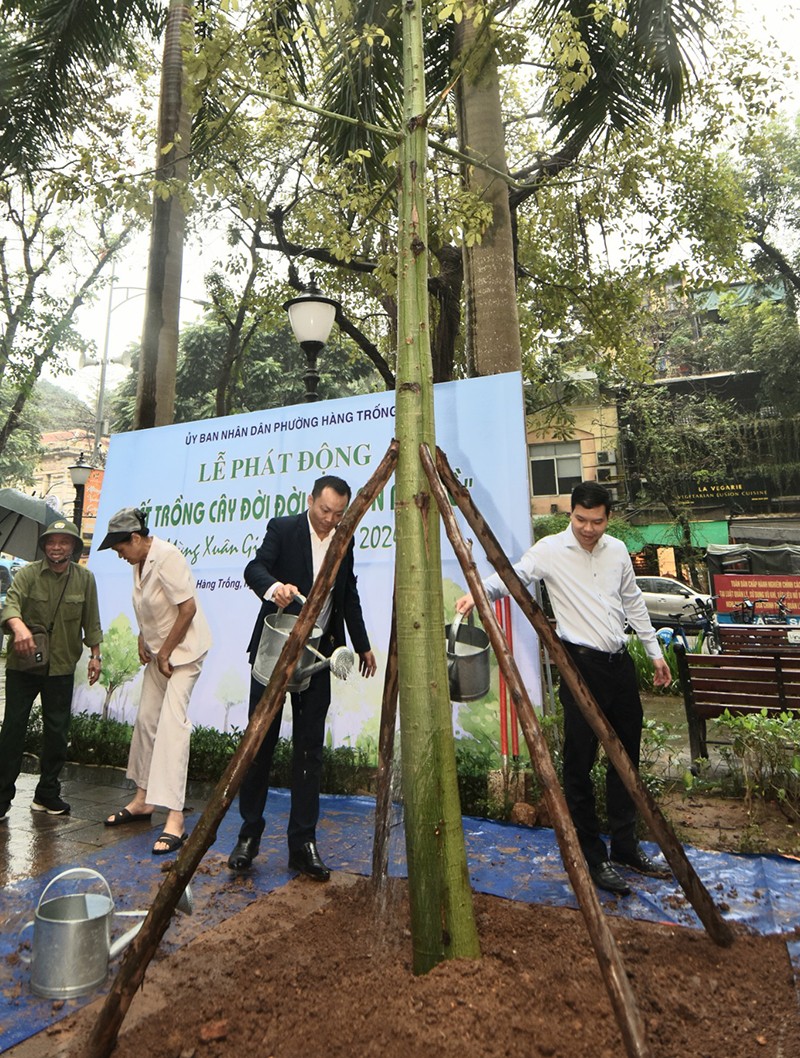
[68,453,92,534]
[283,276,341,402]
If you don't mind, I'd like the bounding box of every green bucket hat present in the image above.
[39,518,84,554]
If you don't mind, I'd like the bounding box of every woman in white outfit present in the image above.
[98,507,212,854]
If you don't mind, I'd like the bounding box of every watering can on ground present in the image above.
[19,867,192,999]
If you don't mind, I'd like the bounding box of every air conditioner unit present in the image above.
[597,467,617,483]
[597,449,617,465]
[607,487,620,503]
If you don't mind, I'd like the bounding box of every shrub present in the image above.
[715,709,800,817]
[189,724,243,781]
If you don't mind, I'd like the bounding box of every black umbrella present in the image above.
[0,488,61,561]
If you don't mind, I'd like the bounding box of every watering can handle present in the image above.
[274,591,307,617]
[448,610,473,654]
[37,867,114,914]
[17,920,33,964]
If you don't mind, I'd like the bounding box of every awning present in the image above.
[729,519,800,546]
[626,520,729,553]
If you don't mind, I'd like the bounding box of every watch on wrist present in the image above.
[91,655,102,662]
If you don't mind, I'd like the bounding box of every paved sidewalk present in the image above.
[0,758,217,889]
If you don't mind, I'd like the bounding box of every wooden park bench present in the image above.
[674,644,800,762]
[717,623,800,654]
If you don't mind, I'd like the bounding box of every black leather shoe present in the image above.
[589,861,631,896]
[228,836,259,871]
[612,846,670,878]
[288,841,331,882]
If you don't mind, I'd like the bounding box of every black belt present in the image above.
[564,642,628,665]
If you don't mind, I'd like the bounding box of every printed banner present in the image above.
[712,572,800,622]
[80,373,538,758]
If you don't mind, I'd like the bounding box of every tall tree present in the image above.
[135,0,193,429]
[0,165,141,466]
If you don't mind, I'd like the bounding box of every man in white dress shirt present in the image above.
[457,480,671,896]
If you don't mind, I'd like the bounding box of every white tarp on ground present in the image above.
[79,372,538,756]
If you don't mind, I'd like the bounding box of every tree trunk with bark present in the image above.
[135,0,191,429]
[395,0,480,974]
[454,17,522,378]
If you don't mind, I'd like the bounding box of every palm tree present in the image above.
[0,0,164,176]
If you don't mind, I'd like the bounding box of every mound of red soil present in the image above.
[41,873,799,1058]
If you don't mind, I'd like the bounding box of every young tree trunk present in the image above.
[135,0,191,429]
[395,0,480,974]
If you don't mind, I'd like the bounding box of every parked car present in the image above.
[634,576,714,629]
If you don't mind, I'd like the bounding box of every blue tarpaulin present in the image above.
[1,790,798,1052]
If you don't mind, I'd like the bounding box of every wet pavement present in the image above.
[0,759,217,891]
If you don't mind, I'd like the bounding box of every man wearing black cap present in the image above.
[0,519,103,820]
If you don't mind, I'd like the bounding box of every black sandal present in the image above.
[105,808,153,827]
[152,832,188,855]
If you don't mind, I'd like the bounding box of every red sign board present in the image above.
[712,573,800,616]
[83,468,104,518]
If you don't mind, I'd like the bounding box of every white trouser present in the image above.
[126,655,205,811]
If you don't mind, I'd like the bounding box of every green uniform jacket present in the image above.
[1,561,103,676]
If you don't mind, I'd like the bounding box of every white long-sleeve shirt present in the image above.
[483,526,661,660]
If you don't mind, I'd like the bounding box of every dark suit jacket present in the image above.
[244,514,370,664]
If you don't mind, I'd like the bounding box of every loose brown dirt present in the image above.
[8,786,800,1058]
[28,867,800,1058]
[659,786,800,857]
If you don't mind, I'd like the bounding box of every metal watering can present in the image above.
[445,611,491,702]
[19,867,192,999]
[253,593,354,690]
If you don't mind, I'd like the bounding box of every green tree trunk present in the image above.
[454,17,522,377]
[135,0,191,429]
[395,0,480,974]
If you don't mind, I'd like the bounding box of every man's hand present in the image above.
[87,657,102,686]
[156,652,174,679]
[7,618,35,657]
[137,633,151,667]
[455,594,475,617]
[652,657,672,688]
[358,650,377,678]
[273,582,300,608]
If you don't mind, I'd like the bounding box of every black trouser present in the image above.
[559,644,643,867]
[237,661,333,853]
[0,669,75,808]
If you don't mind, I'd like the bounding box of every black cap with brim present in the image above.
[97,531,133,551]
[97,507,148,550]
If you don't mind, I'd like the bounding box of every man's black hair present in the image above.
[571,480,612,516]
[311,476,351,502]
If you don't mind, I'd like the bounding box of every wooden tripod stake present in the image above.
[85,442,399,1058]
[422,443,651,1058]
[431,444,733,947]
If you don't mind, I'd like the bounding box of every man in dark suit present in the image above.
[228,475,377,880]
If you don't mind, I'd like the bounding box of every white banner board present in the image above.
[81,372,539,759]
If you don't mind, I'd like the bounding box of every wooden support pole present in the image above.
[422,443,651,1058]
[85,440,399,1058]
[433,445,734,949]
[372,594,399,886]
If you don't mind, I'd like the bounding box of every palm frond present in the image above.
[1,0,165,173]
[533,0,711,152]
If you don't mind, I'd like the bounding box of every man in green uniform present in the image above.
[0,519,103,819]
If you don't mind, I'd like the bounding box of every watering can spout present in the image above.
[108,920,145,959]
